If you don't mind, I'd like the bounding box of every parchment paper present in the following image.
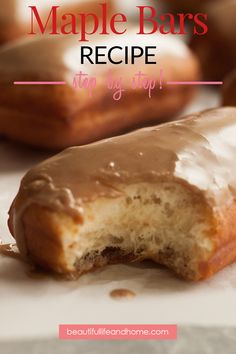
[1,89,234,342]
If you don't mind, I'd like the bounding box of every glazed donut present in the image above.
[0,31,199,149]
[190,0,236,80]
[8,107,236,281]
[223,71,236,106]
[0,0,107,44]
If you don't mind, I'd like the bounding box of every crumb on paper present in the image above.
[110,288,136,299]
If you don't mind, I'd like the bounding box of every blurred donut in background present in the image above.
[223,71,236,106]
[0,31,200,149]
[164,0,222,13]
[190,0,236,80]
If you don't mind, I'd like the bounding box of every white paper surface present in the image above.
[2,88,235,342]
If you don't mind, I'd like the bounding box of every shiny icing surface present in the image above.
[11,107,236,224]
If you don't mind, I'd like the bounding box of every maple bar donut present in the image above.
[0,32,199,149]
[190,0,236,81]
[8,107,236,281]
[0,0,107,44]
[223,71,236,106]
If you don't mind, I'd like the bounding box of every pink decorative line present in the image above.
[167,81,223,85]
[13,81,66,85]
